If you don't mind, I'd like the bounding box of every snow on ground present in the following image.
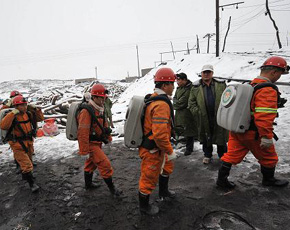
[0,131,79,165]
[1,48,290,171]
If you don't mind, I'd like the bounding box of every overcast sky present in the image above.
[0,0,289,82]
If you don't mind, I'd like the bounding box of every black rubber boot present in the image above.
[139,192,159,215]
[15,159,20,168]
[23,172,40,193]
[184,137,194,156]
[216,161,236,189]
[261,166,289,187]
[103,177,123,196]
[84,171,100,189]
[15,159,21,174]
[159,174,176,200]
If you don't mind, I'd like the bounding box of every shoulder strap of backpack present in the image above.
[26,111,37,137]
[145,95,175,123]
[253,82,278,93]
[78,103,106,134]
[11,117,30,153]
[142,94,175,138]
[253,82,280,102]
[250,82,279,141]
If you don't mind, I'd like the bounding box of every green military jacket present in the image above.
[104,97,113,125]
[173,80,198,138]
[188,78,228,146]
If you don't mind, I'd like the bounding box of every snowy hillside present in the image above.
[113,48,290,129]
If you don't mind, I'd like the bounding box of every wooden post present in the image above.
[222,16,232,52]
[170,41,175,60]
[136,45,141,78]
[216,0,220,57]
[196,35,200,53]
[265,0,282,49]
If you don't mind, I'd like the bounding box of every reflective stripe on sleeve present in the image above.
[254,107,277,113]
[152,117,169,121]
[152,121,169,124]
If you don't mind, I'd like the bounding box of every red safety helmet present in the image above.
[261,56,289,74]
[12,95,28,106]
[10,90,22,98]
[90,84,107,97]
[154,68,176,82]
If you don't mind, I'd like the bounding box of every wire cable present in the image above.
[201,210,257,230]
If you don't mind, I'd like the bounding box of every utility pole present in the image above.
[196,35,200,53]
[203,33,215,53]
[170,41,175,60]
[222,16,232,52]
[95,66,98,80]
[136,45,141,78]
[216,0,220,57]
[265,0,282,49]
[187,42,190,55]
[216,1,244,56]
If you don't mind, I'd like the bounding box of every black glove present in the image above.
[278,97,287,108]
[104,127,112,135]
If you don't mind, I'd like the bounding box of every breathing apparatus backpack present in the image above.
[66,102,111,144]
[124,94,174,148]
[217,82,280,133]
[0,108,13,144]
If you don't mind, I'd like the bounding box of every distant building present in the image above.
[75,78,97,84]
[124,76,141,83]
[141,68,153,77]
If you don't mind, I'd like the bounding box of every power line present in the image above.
[0,36,200,63]
[231,5,264,21]
[230,9,265,28]
[220,6,264,33]
[269,2,290,7]
[237,0,287,9]
[229,9,265,34]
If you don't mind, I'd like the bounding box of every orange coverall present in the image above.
[0,109,44,173]
[77,106,113,179]
[139,93,174,195]
[221,77,279,168]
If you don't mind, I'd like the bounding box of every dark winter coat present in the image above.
[188,78,228,146]
[173,80,198,138]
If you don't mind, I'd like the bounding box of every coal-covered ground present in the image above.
[1,140,290,230]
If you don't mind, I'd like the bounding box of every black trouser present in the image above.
[203,141,227,158]
[186,136,194,152]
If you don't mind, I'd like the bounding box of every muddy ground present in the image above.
[0,140,290,230]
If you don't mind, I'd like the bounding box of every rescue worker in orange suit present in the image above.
[217,56,289,189]
[0,95,44,192]
[0,91,24,172]
[0,90,22,111]
[77,83,122,196]
[139,67,177,215]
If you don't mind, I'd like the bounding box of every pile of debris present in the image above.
[0,79,128,130]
